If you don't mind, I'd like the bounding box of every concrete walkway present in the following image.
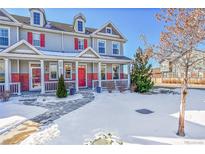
[22,91,95,126]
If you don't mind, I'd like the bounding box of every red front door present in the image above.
[78,67,86,87]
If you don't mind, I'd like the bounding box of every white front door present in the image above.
[29,62,41,91]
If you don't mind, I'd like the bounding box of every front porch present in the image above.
[0,58,131,95]
[0,40,131,95]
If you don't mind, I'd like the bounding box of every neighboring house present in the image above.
[0,8,131,95]
[153,50,205,85]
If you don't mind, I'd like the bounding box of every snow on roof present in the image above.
[40,50,78,57]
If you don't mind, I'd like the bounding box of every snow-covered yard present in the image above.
[47,89,205,145]
[1,88,205,145]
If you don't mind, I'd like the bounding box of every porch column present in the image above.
[98,61,101,87]
[40,60,45,94]
[58,60,64,77]
[4,58,10,91]
[127,63,131,88]
[75,61,79,92]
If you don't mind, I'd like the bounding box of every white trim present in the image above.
[92,34,126,42]
[77,47,101,58]
[78,63,87,88]
[29,61,41,91]
[61,32,64,51]
[78,37,84,51]
[112,41,120,55]
[101,64,107,80]
[64,62,72,80]
[49,62,58,80]
[91,21,127,41]
[97,32,120,38]
[112,64,120,80]
[105,27,112,34]
[32,32,41,47]
[97,39,106,55]
[16,27,19,42]
[1,40,43,55]
[0,52,131,63]
[0,26,10,48]
[30,10,44,27]
[74,18,85,33]
[0,9,21,24]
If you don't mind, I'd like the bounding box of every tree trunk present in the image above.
[177,77,188,136]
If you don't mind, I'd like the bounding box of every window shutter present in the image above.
[27,32,33,45]
[40,34,45,47]
[74,38,78,50]
[84,39,88,49]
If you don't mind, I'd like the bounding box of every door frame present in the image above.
[78,63,87,88]
[29,62,41,91]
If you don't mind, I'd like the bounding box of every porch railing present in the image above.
[92,79,129,90]
[45,80,76,92]
[0,82,21,95]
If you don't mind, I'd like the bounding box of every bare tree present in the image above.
[155,9,205,136]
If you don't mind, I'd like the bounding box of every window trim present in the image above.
[33,12,41,26]
[101,64,107,80]
[112,64,120,80]
[0,26,10,48]
[31,10,43,27]
[64,63,72,80]
[76,19,85,33]
[49,62,58,80]
[77,38,84,51]
[106,27,112,34]
[97,39,106,55]
[112,41,120,55]
[32,32,41,47]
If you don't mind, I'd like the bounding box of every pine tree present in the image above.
[56,74,67,98]
[131,47,154,93]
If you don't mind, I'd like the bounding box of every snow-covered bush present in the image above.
[85,132,123,145]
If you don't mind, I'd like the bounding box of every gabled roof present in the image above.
[11,14,96,34]
[0,40,43,55]
[91,21,127,40]
[0,9,20,23]
[77,47,101,58]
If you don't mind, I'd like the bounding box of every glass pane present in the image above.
[64,64,71,79]
[113,65,119,79]
[32,68,41,88]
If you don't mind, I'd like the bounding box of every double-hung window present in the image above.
[33,33,40,47]
[77,20,83,32]
[33,12,40,25]
[112,42,120,55]
[98,40,106,54]
[112,64,120,79]
[64,63,72,80]
[101,64,106,80]
[78,39,84,50]
[49,63,58,80]
[0,28,9,47]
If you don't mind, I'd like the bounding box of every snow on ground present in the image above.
[36,94,83,104]
[47,89,205,145]
[0,97,47,134]
[20,124,60,145]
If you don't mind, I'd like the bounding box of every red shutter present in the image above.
[74,38,78,50]
[27,32,33,45]
[84,39,88,49]
[40,34,45,47]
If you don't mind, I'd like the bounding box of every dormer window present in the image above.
[77,20,83,32]
[106,27,112,34]
[33,12,40,25]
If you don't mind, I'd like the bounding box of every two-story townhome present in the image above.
[0,8,131,95]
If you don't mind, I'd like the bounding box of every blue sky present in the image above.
[6,8,163,68]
